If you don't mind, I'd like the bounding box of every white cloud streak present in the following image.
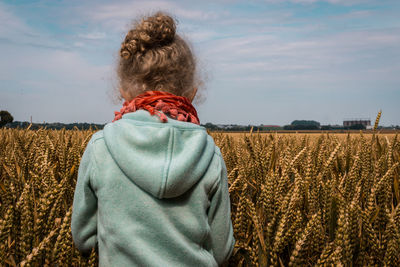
[0,3,68,50]
[265,0,373,5]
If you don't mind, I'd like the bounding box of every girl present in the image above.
[71,11,235,266]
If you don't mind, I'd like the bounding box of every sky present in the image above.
[1,0,399,126]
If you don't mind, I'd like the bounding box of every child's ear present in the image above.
[189,87,197,102]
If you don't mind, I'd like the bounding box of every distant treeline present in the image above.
[201,123,275,132]
[282,120,371,130]
[5,121,105,130]
[3,120,399,131]
[6,121,271,131]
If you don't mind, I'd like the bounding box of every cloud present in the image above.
[0,3,28,35]
[265,0,373,5]
[0,3,67,50]
[0,41,115,123]
[0,2,115,122]
[183,29,218,43]
[81,1,220,33]
[78,32,107,40]
[1,0,399,125]
[330,9,372,20]
[199,23,400,94]
[0,41,111,89]
[92,1,217,21]
[322,0,372,5]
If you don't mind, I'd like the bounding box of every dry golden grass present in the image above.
[0,126,399,266]
[0,128,97,267]
[213,130,400,266]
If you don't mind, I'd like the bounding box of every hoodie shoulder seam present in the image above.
[89,130,104,143]
[85,133,102,191]
[90,132,104,177]
[207,151,224,199]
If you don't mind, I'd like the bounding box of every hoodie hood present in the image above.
[103,109,216,199]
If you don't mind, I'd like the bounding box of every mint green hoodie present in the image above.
[71,109,235,266]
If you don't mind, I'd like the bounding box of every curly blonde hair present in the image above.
[117,11,203,102]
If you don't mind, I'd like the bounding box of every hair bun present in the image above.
[120,12,176,59]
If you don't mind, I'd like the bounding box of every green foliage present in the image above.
[291,120,320,127]
[283,124,320,130]
[283,120,321,130]
[0,110,13,127]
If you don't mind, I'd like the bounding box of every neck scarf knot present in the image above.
[113,90,200,125]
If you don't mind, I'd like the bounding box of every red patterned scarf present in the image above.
[113,90,200,125]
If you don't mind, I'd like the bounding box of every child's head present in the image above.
[117,11,202,102]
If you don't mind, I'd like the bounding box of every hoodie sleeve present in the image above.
[71,139,98,256]
[206,154,235,265]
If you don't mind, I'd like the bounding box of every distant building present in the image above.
[343,119,371,127]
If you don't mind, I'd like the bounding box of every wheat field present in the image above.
[0,125,399,266]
